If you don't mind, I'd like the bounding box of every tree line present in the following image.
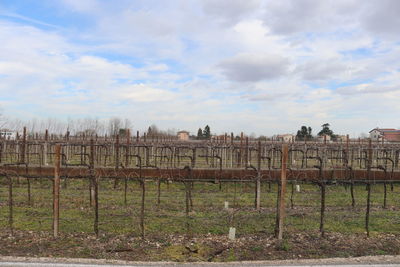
[296,123,338,141]
[196,125,211,140]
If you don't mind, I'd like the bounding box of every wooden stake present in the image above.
[255,140,261,210]
[8,175,13,235]
[366,139,372,237]
[140,179,145,239]
[53,144,61,237]
[320,183,326,237]
[275,144,288,239]
[89,139,98,237]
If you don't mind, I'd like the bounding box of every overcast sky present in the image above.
[0,0,399,136]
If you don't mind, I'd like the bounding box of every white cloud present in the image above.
[295,59,349,81]
[218,53,289,82]
[201,0,261,25]
[121,84,176,102]
[362,0,400,38]
[0,0,400,136]
[61,0,99,13]
[336,83,400,95]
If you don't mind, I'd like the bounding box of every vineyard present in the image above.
[1,129,400,261]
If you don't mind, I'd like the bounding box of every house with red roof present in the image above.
[369,128,400,142]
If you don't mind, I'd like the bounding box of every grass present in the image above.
[0,178,400,237]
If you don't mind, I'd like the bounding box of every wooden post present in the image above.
[366,139,372,237]
[185,181,191,237]
[27,177,31,206]
[21,127,26,163]
[275,144,288,239]
[140,178,145,239]
[89,139,98,237]
[124,130,130,205]
[239,132,243,167]
[126,129,130,144]
[44,129,48,166]
[157,178,161,206]
[115,134,120,169]
[320,183,326,237]
[114,135,120,189]
[245,136,249,166]
[8,175,13,235]
[255,140,261,210]
[126,129,131,167]
[53,144,61,237]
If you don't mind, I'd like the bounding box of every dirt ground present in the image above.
[1,230,399,262]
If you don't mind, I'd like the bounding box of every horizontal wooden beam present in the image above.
[1,166,399,182]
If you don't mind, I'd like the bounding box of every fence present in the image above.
[1,129,400,240]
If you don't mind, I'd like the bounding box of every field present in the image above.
[1,135,400,261]
[1,177,400,261]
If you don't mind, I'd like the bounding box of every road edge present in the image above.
[0,255,400,265]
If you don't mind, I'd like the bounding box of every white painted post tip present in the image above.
[224,201,229,209]
[296,184,301,192]
[228,227,236,240]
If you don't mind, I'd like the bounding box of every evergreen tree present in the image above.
[318,123,333,136]
[296,126,312,140]
[197,128,203,139]
[203,125,211,139]
[318,123,337,140]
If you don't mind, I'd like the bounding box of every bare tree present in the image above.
[147,124,159,137]
[0,107,7,129]
[167,128,177,136]
[108,117,122,137]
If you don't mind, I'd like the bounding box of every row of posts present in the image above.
[4,140,374,240]
[48,142,289,239]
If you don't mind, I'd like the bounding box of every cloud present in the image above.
[61,0,99,13]
[201,0,261,25]
[1,0,400,136]
[362,0,400,38]
[295,59,349,81]
[336,83,400,95]
[242,93,286,102]
[218,53,289,82]
[121,84,176,102]
[261,0,354,35]
[261,0,400,42]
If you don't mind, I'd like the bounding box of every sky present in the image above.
[0,0,399,136]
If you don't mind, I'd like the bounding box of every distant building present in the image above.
[211,134,232,142]
[369,128,400,142]
[276,134,295,143]
[177,130,190,141]
[0,130,17,140]
[317,134,331,143]
[336,135,349,142]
